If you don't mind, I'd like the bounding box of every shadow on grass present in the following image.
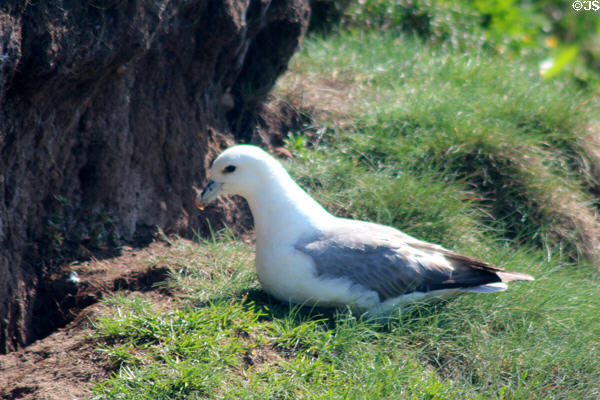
[194,286,456,334]
[193,287,338,323]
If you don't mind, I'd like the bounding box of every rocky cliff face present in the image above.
[0,0,309,353]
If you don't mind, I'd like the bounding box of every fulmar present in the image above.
[196,145,533,314]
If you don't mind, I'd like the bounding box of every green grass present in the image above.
[281,32,600,261]
[91,237,600,399]
[91,24,600,400]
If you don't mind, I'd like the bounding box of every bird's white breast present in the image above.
[254,240,382,310]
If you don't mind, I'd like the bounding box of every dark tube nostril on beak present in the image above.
[201,180,216,197]
[195,180,223,211]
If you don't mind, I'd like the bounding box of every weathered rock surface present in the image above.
[0,0,309,353]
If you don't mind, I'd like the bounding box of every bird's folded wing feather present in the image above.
[294,220,503,301]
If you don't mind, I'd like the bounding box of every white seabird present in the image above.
[196,145,534,314]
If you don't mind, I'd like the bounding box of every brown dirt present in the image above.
[0,240,179,400]
[0,77,309,398]
[0,306,112,400]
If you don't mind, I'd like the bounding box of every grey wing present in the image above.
[295,222,502,301]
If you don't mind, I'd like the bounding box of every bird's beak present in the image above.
[195,180,223,210]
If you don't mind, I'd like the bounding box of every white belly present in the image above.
[254,245,381,311]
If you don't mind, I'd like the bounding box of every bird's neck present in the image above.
[245,172,332,245]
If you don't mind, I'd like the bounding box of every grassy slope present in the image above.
[90,32,600,399]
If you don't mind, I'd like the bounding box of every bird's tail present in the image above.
[496,271,535,282]
[460,271,533,294]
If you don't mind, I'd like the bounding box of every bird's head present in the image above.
[195,145,282,209]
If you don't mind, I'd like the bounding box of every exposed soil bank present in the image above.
[0,0,309,353]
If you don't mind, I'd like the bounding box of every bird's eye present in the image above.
[223,165,236,173]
